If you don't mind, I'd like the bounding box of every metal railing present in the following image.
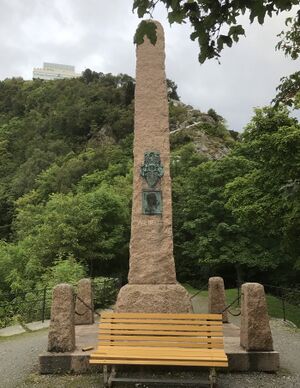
[186,279,300,326]
[0,286,52,328]
[0,277,121,329]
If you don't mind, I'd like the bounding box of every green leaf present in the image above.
[190,31,198,41]
[250,2,267,24]
[132,0,150,18]
[217,35,233,51]
[228,25,245,42]
[229,25,245,36]
[134,20,158,46]
[171,0,180,10]
[198,50,207,64]
[168,9,186,24]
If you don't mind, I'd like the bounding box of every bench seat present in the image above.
[90,312,228,387]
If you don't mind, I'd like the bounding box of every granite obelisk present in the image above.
[115,21,192,313]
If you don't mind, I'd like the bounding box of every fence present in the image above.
[0,277,121,329]
[0,286,52,328]
[186,279,300,326]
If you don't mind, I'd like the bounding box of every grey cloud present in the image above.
[0,0,299,131]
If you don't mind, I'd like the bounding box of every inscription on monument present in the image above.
[141,151,164,188]
[142,190,162,215]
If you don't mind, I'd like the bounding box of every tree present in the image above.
[276,12,300,60]
[15,183,131,275]
[273,71,300,107]
[172,152,256,283]
[133,0,298,63]
[40,257,87,289]
[171,106,300,286]
[207,108,224,123]
[81,68,100,83]
[167,79,180,100]
[226,107,300,282]
[273,13,300,107]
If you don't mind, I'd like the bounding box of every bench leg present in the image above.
[103,365,108,388]
[108,366,116,388]
[209,368,217,388]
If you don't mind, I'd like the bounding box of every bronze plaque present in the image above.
[142,190,162,215]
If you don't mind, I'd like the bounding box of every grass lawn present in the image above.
[183,283,300,328]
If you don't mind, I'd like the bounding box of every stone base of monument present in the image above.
[39,320,279,374]
[115,283,193,313]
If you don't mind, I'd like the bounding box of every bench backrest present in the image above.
[99,312,224,349]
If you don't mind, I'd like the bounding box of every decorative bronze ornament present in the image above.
[140,151,164,188]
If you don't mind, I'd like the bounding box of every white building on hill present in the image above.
[33,62,81,80]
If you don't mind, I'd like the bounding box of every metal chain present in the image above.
[74,294,101,317]
[221,294,241,314]
[226,309,241,317]
[189,283,208,300]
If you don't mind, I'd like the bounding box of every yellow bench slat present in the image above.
[92,348,227,361]
[93,346,226,355]
[98,335,223,344]
[90,359,228,367]
[98,341,224,348]
[98,334,223,342]
[101,312,222,320]
[101,318,222,325]
[100,323,223,332]
[99,329,224,336]
[91,353,227,362]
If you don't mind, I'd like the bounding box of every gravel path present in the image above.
[0,329,48,388]
[220,319,300,387]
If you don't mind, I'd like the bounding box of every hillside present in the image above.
[169,100,235,159]
[0,73,235,242]
[0,71,299,325]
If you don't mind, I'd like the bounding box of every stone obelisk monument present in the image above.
[116,21,192,313]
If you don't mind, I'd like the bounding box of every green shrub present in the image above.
[170,130,193,149]
[169,103,188,130]
[40,256,87,289]
[92,277,119,309]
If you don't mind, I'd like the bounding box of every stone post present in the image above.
[208,277,228,323]
[240,283,273,351]
[75,278,94,325]
[115,21,192,313]
[48,284,75,352]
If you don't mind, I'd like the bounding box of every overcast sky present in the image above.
[1,0,299,131]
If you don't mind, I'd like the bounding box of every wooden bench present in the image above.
[90,312,228,387]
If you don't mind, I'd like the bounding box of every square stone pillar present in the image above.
[240,283,273,351]
[208,277,228,323]
[75,278,94,325]
[48,284,75,352]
